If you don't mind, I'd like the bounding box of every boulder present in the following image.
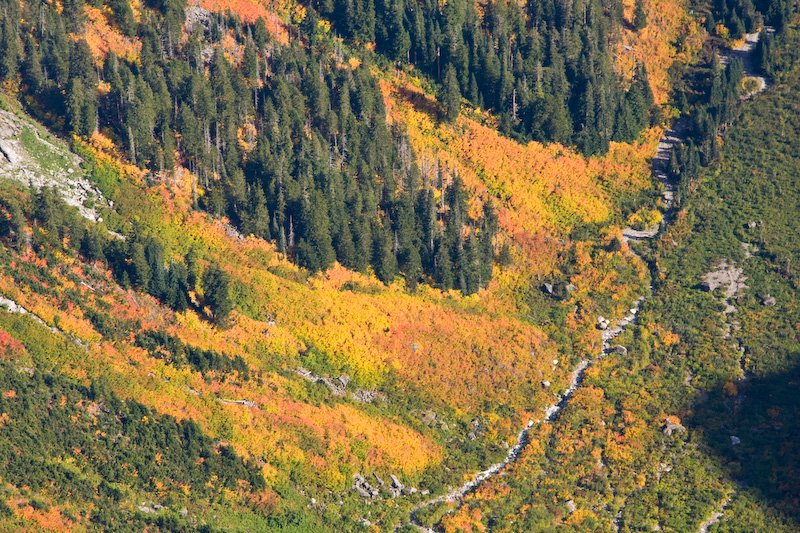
[762,295,776,306]
[337,374,351,388]
[662,421,686,436]
[566,500,577,513]
[390,474,404,490]
[566,284,577,293]
[747,221,757,229]
[730,435,741,445]
[542,283,553,294]
[421,409,437,425]
[542,380,551,388]
[614,345,628,356]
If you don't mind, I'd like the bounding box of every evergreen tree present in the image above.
[434,236,454,290]
[129,242,152,290]
[372,219,397,283]
[22,35,44,92]
[145,240,168,299]
[0,14,19,81]
[166,261,190,311]
[634,0,648,29]
[80,225,106,264]
[202,263,233,326]
[244,187,271,240]
[110,0,136,36]
[442,65,461,122]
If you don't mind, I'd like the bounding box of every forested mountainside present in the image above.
[0,0,798,528]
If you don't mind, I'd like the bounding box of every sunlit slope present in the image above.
[383,78,660,241]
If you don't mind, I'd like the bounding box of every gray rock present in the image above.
[763,295,776,306]
[663,421,686,436]
[179,508,188,516]
[356,486,371,499]
[390,474,404,490]
[542,380,551,388]
[566,500,577,512]
[614,345,628,356]
[373,472,384,486]
[338,374,351,388]
[421,409,437,425]
[566,284,577,293]
[730,435,741,445]
[542,283,553,294]
[747,221,757,229]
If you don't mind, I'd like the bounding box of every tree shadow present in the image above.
[690,360,800,525]
[396,84,443,122]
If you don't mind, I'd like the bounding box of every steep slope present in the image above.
[0,0,761,529]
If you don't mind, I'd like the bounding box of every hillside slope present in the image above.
[0,0,780,529]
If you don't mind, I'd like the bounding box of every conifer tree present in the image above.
[80,225,106,264]
[145,240,168,299]
[434,236,454,290]
[22,35,43,92]
[202,263,233,326]
[442,65,461,122]
[634,0,648,29]
[0,14,19,81]
[129,242,152,290]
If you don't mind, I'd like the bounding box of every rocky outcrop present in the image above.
[296,368,387,403]
[0,109,110,222]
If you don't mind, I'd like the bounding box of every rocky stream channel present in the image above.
[408,30,772,532]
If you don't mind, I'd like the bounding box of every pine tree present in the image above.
[185,246,201,292]
[110,0,136,37]
[166,261,190,311]
[22,35,44,92]
[129,242,152,290]
[634,0,647,30]
[202,263,233,326]
[369,217,395,283]
[244,187,271,240]
[80,225,107,264]
[0,14,20,81]
[145,240,168,299]
[442,65,461,122]
[388,0,410,61]
[434,236,454,290]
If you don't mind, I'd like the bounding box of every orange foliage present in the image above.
[382,78,656,245]
[196,0,291,44]
[82,5,141,62]
[0,329,26,359]
[441,506,486,533]
[616,0,704,105]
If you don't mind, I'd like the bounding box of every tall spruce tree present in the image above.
[202,263,233,326]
